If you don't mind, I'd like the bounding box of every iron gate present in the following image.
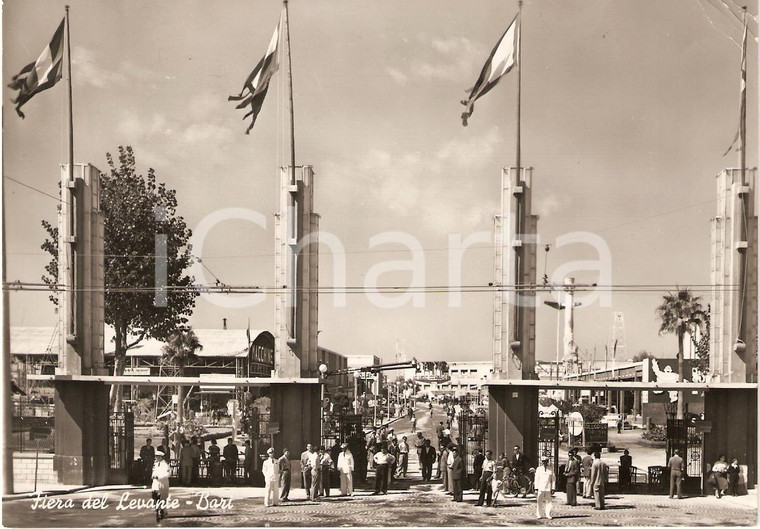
[108,411,134,484]
[538,409,560,476]
[458,409,488,480]
[666,418,703,494]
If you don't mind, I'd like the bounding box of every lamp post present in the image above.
[353,371,361,414]
[319,363,328,442]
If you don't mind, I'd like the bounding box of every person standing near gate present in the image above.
[476,450,495,507]
[668,449,685,499]
[372,444,394,495]
[337,443,355,496]
[319,445,333,497]
[222,438,239,483]
[473,448,485,490]
[179,439,194,485]
[140,438,155,486]
[589,451,609,510]
[300,443,313,499]
[534,456,556,519]
[580,448,594,499]
[439,444,450,489]
[619,449,633,491]
[262,448,280,507]
[451,446,465,502]
[564,448,579,506]
[190,437,203,485]
[278,448,291,501]
[243,440,254,485]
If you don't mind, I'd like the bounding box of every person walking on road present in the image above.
[711,454,730,498]
[534,456,556,519]
[419,439,437,482]
[337,443,355,496]
[300,443,313,499]
[668,449,685,499]
[411,415,417,433]
[589,451,609,510]
[476,450,495,507]
[564,449,579,506]
[278,448,291,501]
[262,448,280,507]
[451,446,465,502]
[151,450,170,522]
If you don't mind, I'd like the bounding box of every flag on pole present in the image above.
[229,15,282,134]
[722,17,748,157]
[460,14,518,126]
[8,18,66,119]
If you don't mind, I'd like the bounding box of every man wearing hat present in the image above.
[337,443,355,496]
[262,447,280,507]
[151,450,170,521]
[534,455,556,519]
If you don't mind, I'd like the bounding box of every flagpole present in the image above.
[2,156,13,495]
[64,5,77,343]
[283,0,296,184]
[740,7,747,187]
[513,0,524,360]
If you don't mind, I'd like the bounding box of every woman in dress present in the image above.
[711,454,729,498]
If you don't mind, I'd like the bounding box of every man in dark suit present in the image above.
[473,448,485,489]
[419,439,437,482]
[511,445,528,498]
[139,438,155,486]
[451,446,465,502]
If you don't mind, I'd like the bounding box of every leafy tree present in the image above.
[162,328,202,425]
[656,288,703,419]
[690,305,710,377]
[631,350,657,363]
[41,146,198,410]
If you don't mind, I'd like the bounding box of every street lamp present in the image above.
[353,371,361,414]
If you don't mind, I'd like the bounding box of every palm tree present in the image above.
[162,328,203,425]
[656,289,703,419]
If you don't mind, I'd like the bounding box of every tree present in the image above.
[690,305,711,377]
[42,146,198,410]
[656,288,703,419]
[162,328,202,426]
[631,350,656,363]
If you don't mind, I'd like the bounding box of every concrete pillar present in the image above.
[704,388,756,489]
[54,382,109,485]
[271,384,321,460]
[488,386,538,465]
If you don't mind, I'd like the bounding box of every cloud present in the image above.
[72,47,128,87]
[401,35,482,82]
[386,67,408,85]
[535,193,572,217]
[322,128,503,234]
[180,122,234,146]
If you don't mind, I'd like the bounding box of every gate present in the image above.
[666,418,703,494]
[458,408,488,482]
[538,409,560,476]
[108,411,134,484]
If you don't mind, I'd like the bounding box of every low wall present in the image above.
[13,452,59,484]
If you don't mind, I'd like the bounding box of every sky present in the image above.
[3,0,758,367]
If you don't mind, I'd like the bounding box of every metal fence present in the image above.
[11,402,55,452]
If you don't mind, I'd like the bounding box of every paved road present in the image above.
[4,481,757,527]
[4,403,756,527]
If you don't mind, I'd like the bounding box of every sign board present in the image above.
[266,422,280,435]
[647,359,703,403]
[695,420,712,433]
[567,412,584,436]
[583,423,609,446]
[124,367,151,376]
